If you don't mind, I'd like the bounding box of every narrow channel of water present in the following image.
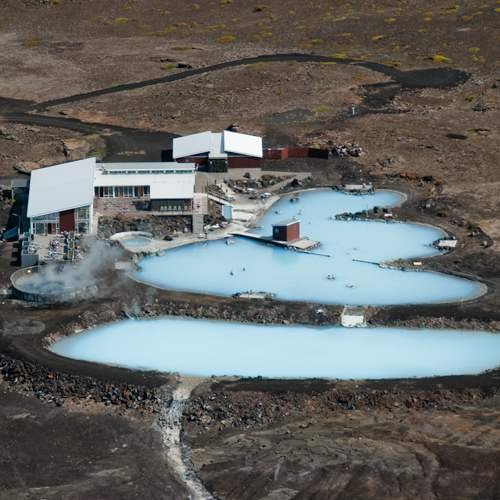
[135,190,483,305]
[50,318,500,380]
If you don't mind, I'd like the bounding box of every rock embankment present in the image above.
[0,354,163,411]
[184,384,499,434]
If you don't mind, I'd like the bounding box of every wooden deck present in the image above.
[230,231,322,253]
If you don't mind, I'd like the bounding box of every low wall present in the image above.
[98,215,192,239]
[264,147,329,159]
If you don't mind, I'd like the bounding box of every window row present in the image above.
[94,186,151,198]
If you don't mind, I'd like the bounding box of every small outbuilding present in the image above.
[172,130,263,172]
[272,219,300,242]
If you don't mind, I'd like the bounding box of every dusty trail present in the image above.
[157,377,214,500]
[1,53,469,115]
[0,52,469,162]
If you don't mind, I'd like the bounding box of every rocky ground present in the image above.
[0,0,499,498]
[185,379,500,499]
[0,386,188,499]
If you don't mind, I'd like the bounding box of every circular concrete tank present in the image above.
[10,265,92,303]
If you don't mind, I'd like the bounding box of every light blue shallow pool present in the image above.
[134,189,483,305]
[50,318,500,379]
[120,236,153,249]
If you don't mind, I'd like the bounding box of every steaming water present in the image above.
[16,274,77,294]
[135,190,482,305]
[50,318,500,379]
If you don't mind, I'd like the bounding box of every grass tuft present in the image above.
[313,105,331,114]
[431,54,452,63]
[217,34,236,44]
[23,37,41,48]
[161,63,177,71]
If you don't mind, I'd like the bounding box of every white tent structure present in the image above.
[172,130,263,161]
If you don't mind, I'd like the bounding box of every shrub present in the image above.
[23,37,41,48]
[217,34,236,44]
[161,63,177,71]
[431,54,452,63]
[313,105,331,114]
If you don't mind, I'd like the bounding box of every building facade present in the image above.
[272,219,300,242]
[27,158,95,236]
[27,159,197,236]
[93,162,196,213]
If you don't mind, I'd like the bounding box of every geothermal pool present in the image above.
[135,190,483,305]
[119,236,153,250]
[50,318,500,379]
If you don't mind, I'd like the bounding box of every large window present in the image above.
[95,185,150,198]
[75,205,91,235]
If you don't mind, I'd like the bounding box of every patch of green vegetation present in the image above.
[161,63,177,71]
[89,147,106,160]
[23,37,41,48]
[172,46,192,51]
[91,15,110,25]
[149,26,178,36]
[309,38,324,46]
[329,52,347,59]
[113,17,129,24]
[321,61,337,65]
[122,0,136,11]
[313,105,331,114]
[250,61,270,69]
[219,0,233,5]
[207,24,226,31]
[384,17,397,23]
[431,54,452,63]
[371,35,384,41]
[217,34,236,44]
[50,0,62,5]
[255,30,273,39]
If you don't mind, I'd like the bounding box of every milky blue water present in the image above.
[135,190,482,305]
[51,318,500,379]
[120,236,153,249]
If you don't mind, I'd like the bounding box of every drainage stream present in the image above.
[157,377,214,500]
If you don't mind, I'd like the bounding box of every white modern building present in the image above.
[27,158,196,236]
[27,158,96,236]
[173,130,263,171]
[94,162,195,212]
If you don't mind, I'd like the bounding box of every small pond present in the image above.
[50,318,500,379]
[134,190,483,305]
